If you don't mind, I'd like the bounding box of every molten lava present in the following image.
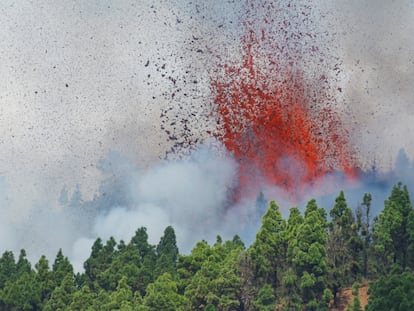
[212,1,357,201]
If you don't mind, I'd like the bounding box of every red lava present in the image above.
[211,1,357,202]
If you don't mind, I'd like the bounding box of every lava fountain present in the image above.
[211,0,358,202]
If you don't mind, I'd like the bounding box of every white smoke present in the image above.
[73,146,247,272]
[1,145,247,272]
[94,146,239,241]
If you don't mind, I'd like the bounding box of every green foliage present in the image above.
[407,208,414,268]
[345,281,362,311]
[131,227,156,261]
[69,285,96,310]
[327,191,362,296]
[96,242,140,293]
[1,185,414,310]
[204,304,217,311]
[322,288,333,306]
[35,255,55,305]
[16,249,32,277]
[53,249,74,288]
[289,199,328,307]
[351,281,360,296]
[182,237,244,311]
[372,183,413,272]
[351,296,362,311]
[249,200,287,288]
[44,274,76,311]
[143,273,186,311]
[0,271,41,310]
[154,226,179,278]
[287,206,303,235]
[366,271,414,311]
[83,238,105,289]
[0,251,16,289]
[100,276,139,311]
[177,240,214,292]
[131,227,156,295]
[252,284,276,311]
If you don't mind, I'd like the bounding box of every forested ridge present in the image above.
[1,183,414,310]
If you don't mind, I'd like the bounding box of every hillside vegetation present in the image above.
[1,183,414,310]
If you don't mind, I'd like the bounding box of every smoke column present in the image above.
[1,0,414,271]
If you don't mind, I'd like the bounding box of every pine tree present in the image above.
[97,242,141,292]
[101,276,137,310]
[183,238,244,311]
[52,249,74,288]
[44,274,76,311]
[35,255,55,306]
[327,191,362,299]
[177,240,214,292]
[366,271,414,311]
[248,200,287,289]
[131,227,156,295]
[69,285,96,310]
[16,249,31,277]
[288,199,329,309]
[84,237,117,291]
[284,207,304,308]
[372,183,413,272]
[155,226,179,278]
[0,271,41,311]
[144,273,187,311]
[0,251,16,289]
[252,284,276,311]
[131,227,155,262]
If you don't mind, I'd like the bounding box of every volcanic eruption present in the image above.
[210,0,358,202]
[2,0,413,270]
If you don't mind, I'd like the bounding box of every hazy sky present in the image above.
[0,0,246,267]
[0,0,245,202]
[1,0,414,199]
[325,0,414,167]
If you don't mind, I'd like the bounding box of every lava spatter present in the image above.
[212,0,357,201]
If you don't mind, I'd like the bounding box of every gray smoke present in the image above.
[1,145,248,272]
[69,146,243,272]
[320,0,414,169]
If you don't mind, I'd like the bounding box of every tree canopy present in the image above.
[0,183,413,310]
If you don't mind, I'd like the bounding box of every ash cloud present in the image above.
[0,0,248,271]
[320,0,414,168]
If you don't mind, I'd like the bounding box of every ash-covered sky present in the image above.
[0,0,245,202]
[1,0,414,269]
[322,0,414,166]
